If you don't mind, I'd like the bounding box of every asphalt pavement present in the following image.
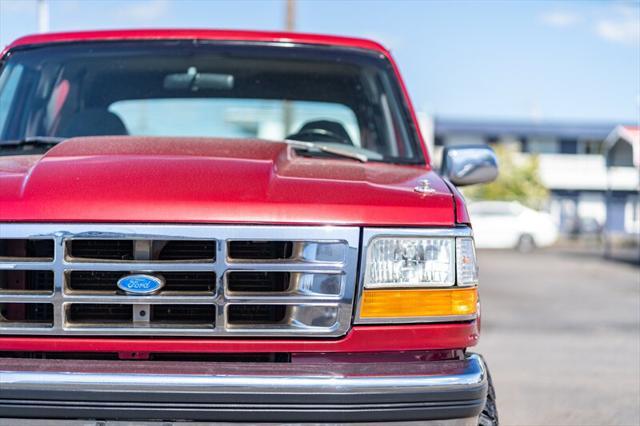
[475,249,640,426]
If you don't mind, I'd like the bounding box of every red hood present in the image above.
[0,137,454,226]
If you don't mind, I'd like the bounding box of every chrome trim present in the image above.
[0,353,486,395]
[361,227,474,239]
[354,226,477,325]
[414,178,437,194]
[0,224,359,337]
[224,270,345,299]
[355,314,478,325]
[0,419,480,426]
[441,145,499,187]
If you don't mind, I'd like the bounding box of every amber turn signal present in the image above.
[359,287,478,319]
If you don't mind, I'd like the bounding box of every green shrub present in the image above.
[463,145,548,209]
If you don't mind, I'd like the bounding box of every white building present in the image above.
[429,118,638,235]
[603,125,639,238]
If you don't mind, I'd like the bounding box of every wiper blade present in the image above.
[0,136,65,146]
[285,140,368,163]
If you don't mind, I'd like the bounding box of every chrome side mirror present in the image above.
[441,145,498,186]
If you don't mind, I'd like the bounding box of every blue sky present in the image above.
[1,0,638,123]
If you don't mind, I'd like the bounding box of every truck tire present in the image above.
[479,366,499,426]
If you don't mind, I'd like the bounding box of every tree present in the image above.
[463,145,549,209]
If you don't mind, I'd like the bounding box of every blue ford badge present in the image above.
[117,274,165,294]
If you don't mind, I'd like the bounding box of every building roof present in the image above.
[620,126,640,144]
[434,118,620,140]
[2,29,388,57]
[605,125,640,168]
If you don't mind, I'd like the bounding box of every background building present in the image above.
[430,118,638,236]
[603,126,640,260]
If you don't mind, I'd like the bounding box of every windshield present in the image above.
[0,41,423,163]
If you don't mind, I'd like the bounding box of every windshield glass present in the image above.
[0,41,423,163]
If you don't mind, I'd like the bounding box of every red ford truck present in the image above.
[0,30,499,425]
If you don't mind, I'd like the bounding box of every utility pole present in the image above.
[285,0,296,31]
[282,0,296,135]
[37,0,50,33]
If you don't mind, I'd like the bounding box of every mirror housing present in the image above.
[440,145,498,186]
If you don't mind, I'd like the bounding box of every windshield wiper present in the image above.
[284,140,368,163]
[0,136,65,146]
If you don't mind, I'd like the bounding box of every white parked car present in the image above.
[467,201,559,251]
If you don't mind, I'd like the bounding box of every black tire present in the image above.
[516,234,536,253]
[478,365,499,426]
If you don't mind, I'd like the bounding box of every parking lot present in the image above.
[476,249,640,426]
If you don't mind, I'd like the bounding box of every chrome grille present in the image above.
[0,224,359,337]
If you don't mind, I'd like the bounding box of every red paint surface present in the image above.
[0,322,478,353]
[443,179,471,225]
[0,137,453,225]
[3,29,389,57]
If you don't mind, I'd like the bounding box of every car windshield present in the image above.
[0,41,423,163]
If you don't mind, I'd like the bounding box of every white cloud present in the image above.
[595,6,640,44]
[539,5,639,45]
[116,0,170,23]
[540,11,581,28]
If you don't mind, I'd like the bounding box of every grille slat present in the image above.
[227,272,290,293]
[1,270,54,293]
[68,271,216,293]
[228,241,293,260]
[158,241,216,261]
[66,304,216,328]
[0,239,54,260]
[70,240,134,260]
[0,225,358,337]
[151,305,215,324]
[69,240,216,262]
[68,304,132,323]
[228,305,287,324]
[1,303,53,326]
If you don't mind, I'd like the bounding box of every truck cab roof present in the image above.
[3,28,390,56]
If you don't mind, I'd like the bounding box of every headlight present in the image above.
[365,237,455,288]
[357,230,479,323]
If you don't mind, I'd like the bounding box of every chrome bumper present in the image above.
[0,353,487,424]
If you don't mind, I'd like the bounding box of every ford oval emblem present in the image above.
[117,274,165,294]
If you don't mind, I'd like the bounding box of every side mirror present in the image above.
[441,145,498,186]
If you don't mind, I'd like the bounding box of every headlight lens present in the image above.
[365,237,455,288]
